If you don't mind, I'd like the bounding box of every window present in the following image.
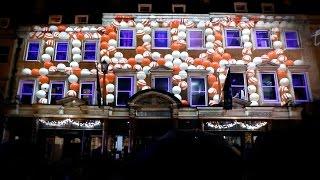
[116,77,134,106]
[260,73,279,102]
[26,41,41,61]
[284,31,300,48]
[75,15,89,24]
[172,4,186,13]
[225,29,241,47]
[255,30,271,48]
[80,82,95,105]
[291,73,310,102]
[230,73,246,99]
[189,77,207,106]
[234,2,248,12]
[153,77,170,92]
[49,81,65,104]
[188,30,204,49]
[153,29,170,49]
[55,41,69,61]
[118,29,135,48]
[261,3,274,13]
[138,4,152,12]
[18,80,35,104]
[83,41,97,61]
[48,15,62,24]
[0,46,10,63]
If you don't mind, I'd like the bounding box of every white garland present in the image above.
[38,118,101,128]
[206,121,267,130]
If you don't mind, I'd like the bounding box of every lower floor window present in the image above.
[80,82,95,105]
[116,76,134,106]
[189,77,207,106]
[291,73,310,102]
[18,80,35,104]
[49,81,65,104]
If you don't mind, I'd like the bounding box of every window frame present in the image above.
[138,3,152,12]
[54,40,70,62]
[75,15,89,24]
[118,28,136,49]
[116,76,135,107]
[188,76,208,107]
[224,29,242,49]
[152,76,171,92]
[17,80,37,104]
[283,30,301,49]
[254,30,272,49]
[79,80,96,105]
[259,72,280,104]
[152,28,170,49]
[261,3,275,13]
[187,29,205,50]
[234,2,248,13]
[230,72,248,100]
[48,81,66,104]
[82,40,99,62]
[172,4,186,13]
[290,72,311,103]
[25,40,42,61]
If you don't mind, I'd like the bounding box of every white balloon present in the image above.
[213,94,220,102]
[143,34,152,43]
[81,69,91,76]
[294,59,303,65]
[179,63,188,71]
[39,68,49,76]
[164,61,173,69]
[143,26,152,34]
[205,42,214,49]
[70,61,79,68]
[73,54,82,62]
[206,34,215,42]
[241,35,250,42]
[41,83,50,92]
[178,31,186,40]
[72,47,81,55]
[250,101,259,106]
[36,90,46,99]
[174,94,182,100]
[41,54,51,62]
[120,20,128,28]
[108,39,117,47]
[236,60,245,65]
[273,41,283,49]
[278,64,287,71]
[68,74,78,83]
[135,23,144,30]
[135,54,144,63]
[38,98,48,104]
[188,65,196,70]
[137,71,146,80]
[244,42,253,49]
[178,70,187,79]
[219,59,229,68]
[180,51,189,60]
[106,84,115,93]
[205,28,214,36]
[106,94,114,104]
[164,54,173,62]
[173,58,182,66]
[219,74,226,84]
[206,67,215,74]
[151,52,161,60]
[197,21,206,28]
[172,86,181,94]
[172,51,180,59]
[45,47,54,55]
[150,21,159,28]
[57,63,66,72]
[72,39,81,47]
[178,24,187,32]
[101,55,111,63]
[250,93,260,101]
[143,66,151,74]
[242,28,251,35]
[247,62,256,70]
[253,57,262,65]
[247,85,257,94]
[114,52,123,59]
[22,68,31,75]
[279,78,290,87]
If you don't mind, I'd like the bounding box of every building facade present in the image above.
[1,13,320,160]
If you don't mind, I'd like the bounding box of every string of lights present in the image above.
[206,121,267,130]
[38,118,101,129]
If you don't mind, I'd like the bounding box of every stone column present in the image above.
[1,118,10,144]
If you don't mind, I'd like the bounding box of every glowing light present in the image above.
[206,121,267,130]
[38,118,101,129]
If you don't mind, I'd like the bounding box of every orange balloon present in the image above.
[99,76,109,87]
[44,62,53,69]
[105,25,115,34]
[267,51,277,60]
[106,73,116,83]
[212,54,222,62]
[72,67,81,77]
[170,20,180,28]
[215,33,223,41]
[194,58,203,66]
[285,60,294,66]
[157,58,165,66]
[127,58,136,66]
[38,75,49,84]
[170,42,181,51]
[76,32,85,40]
[181,100,189,107]
[100,41,109,49]
[108,32,117,40]
[202,60,211,68]
[101,34,110,42]
[172,65,181,75]
[212,81,220,90]
[277,70,287,79]
[208,74,217,85]
[141,58,151,67]
[222,53,232,60]
[70,82,80,92]
[57,25,66,32]
[210,62,219,69]
[31,69,40,76]
[136,46,146,54]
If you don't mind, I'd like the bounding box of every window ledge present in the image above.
[288,65,310,72]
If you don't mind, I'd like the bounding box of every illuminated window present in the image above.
[187,30,204,49]
[83,41,97,61]
[49,81,65,104]
[189,77,207,106]
[55,41,69,61]
[18,80,35,104]
[225,29,241,47]
[116,77,134,106]
[153,29,170,49]
[153,77,170,92]
[230,73,246,99]
[26,41,41,61]
[48,15,62,24]
[75,15,89,24]
[291,73,310,102]
[80,82,95,105]
[284,31,300,49]
[118,29,135,48]
[260,73,279,102]
[255,30,271,48]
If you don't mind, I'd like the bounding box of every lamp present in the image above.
[101,60,109,106]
